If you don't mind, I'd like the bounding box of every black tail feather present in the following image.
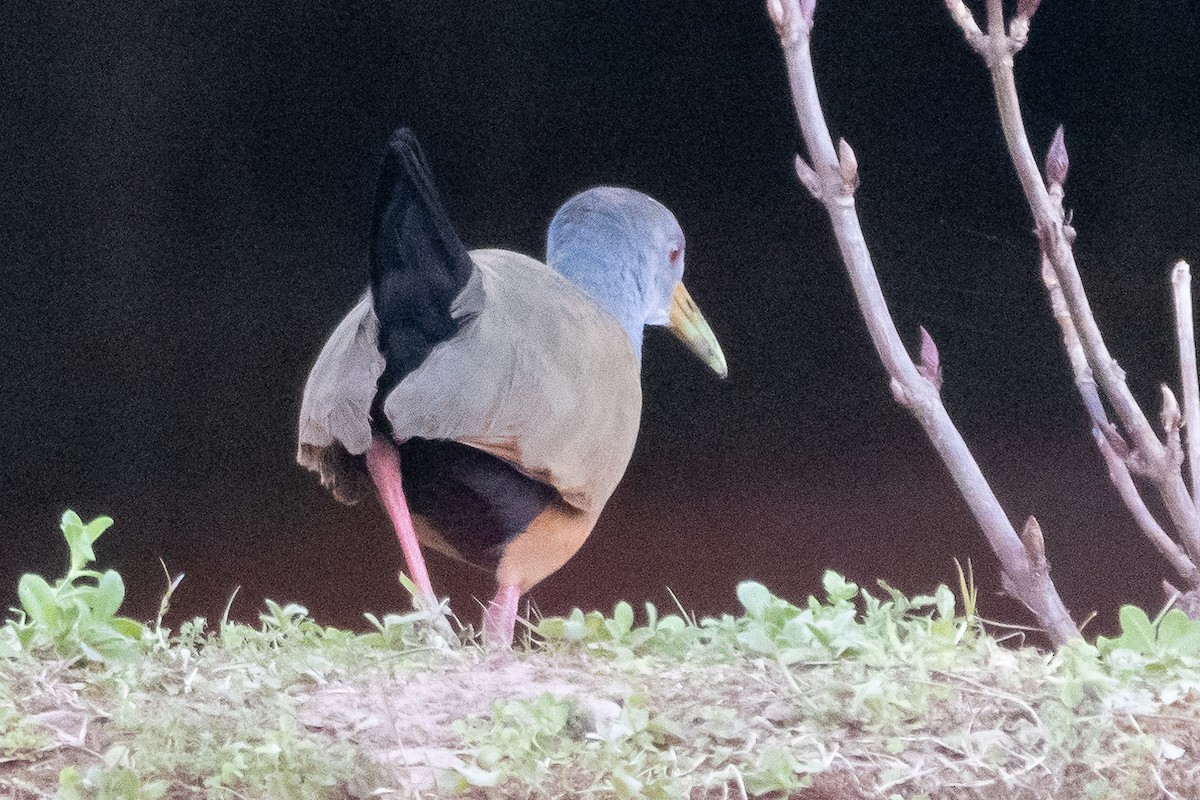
[370,128,475,397]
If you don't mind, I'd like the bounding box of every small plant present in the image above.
[58,764,166,800]
[5,509,1200,798]
[0,703,51,758]
[453,692,688,797]
[6,510,145,663]
[536,598,701,660]
[361,609,426,650]
[733,573,869,663]
[1096,604,1200,664]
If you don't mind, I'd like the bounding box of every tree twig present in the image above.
[1037,148,1200,590]
[1093,427,1200,589]
[1173,261,1200,501]
[955,0,1200,563]
[768,0,1078,645]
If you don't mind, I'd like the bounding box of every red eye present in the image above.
[668,246,681,265]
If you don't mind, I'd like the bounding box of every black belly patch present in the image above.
[398,438,558,569]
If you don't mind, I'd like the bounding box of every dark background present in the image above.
[2,0,1198,638]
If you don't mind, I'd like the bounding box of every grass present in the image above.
[4,514,1200,798]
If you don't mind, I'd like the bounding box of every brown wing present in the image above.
[381,248,643,516]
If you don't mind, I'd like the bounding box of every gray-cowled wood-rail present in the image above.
[297,128,726,647]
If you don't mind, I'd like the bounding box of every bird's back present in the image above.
[298,248,642,559]
[383,248,642,516]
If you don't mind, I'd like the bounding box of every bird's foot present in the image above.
[395,571,458,646]
[415,593,458,648]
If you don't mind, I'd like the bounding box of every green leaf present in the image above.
[609,768,644,798]
[1156,609,1200,656]
[141,781,169,800]
[644,601,658,630]
[93,570,126,619]
[582,610,610,641]
[737,581,772,618]
[609,601,634,638]
[60,509,84,535]
[563,608,588,640]
[745,746,803,794]
[61,514,112,579]
[83,515,114,545]
[1117,605,1157,654]
[935,584,956,620]
[805,620,832,649]
[79,633,122,663]
[536,617,567,640]
[1059,678,1085,709]
[822,571,858,604]
[109,617,146,639]
[107,766,147,799]
[0,627,22,658]
[58,766,85,800]
[737,626,779,655]
[777,647,809,665]
[473,744,503,770]
[18,573,60,629]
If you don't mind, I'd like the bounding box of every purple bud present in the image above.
[1020,515,1046,564]
[800,0,816,26]
[917,326,943,391]
[837,138,858,190]
[1016,0,1041,20]
[1161,383,1182,431]
[1045,125,1069,187]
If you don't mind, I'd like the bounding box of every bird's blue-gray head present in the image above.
[547,187,727,376]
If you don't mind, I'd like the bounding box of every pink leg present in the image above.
[364,436,438,610]
[483,584,521,649]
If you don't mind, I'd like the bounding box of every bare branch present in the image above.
[1001,516,1052,614]
[1039,171,1145,464]
[1164,579,1200,620]
[799,0,816,27]
[770,0,1078,645]
[1095,428,1200,589]
[945,0,985,53]
[1035,244,1198,582]
[767,0,787,32]
[959,6,1200,562]
[794,154,822,199]
[985,0,1005,38]
[1173,261,1200,500]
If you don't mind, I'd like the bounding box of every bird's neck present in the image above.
[549,247,646,360]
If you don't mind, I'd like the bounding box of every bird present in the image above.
[297,128,726,647]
